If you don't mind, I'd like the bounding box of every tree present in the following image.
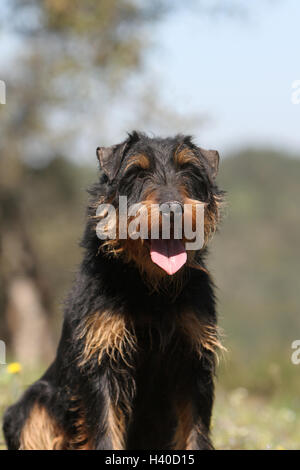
[0,0,203,365]
[0,0,261,364]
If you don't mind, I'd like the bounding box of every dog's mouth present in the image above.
[149,239,187,275]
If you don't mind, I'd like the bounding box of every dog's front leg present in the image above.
[188,365,215,450]
[79,367,133,450]
[173,400,214,450]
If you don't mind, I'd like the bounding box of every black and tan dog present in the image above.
[3,131,224,450]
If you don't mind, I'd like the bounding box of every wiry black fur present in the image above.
[3,132,223,450]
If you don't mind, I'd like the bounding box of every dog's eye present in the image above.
[124,166,147,179]
[179,162,204,177]
[137,169,147,179]
[179,163,191,170]
[178,162,198,173]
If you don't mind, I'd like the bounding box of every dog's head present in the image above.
[93,132,223,286]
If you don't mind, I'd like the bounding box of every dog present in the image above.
[3,131,224,450]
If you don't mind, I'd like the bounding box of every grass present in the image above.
[1,364,299,450]
[213,387,299,450]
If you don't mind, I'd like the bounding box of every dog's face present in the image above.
[95,132,222,285]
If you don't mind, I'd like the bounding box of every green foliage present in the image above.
[210,149,300,369]
[8,0,167,80]
[213,386,300,450]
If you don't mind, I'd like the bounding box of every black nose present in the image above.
[160,201,183,216]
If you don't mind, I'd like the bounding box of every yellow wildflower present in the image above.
[7,362,22,374]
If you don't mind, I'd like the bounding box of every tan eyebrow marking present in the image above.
[124,154,150,172]
[174,147,199,167]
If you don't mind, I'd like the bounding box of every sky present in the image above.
[1,0,300,159]
[146,0,300,155]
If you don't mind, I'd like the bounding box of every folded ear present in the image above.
[96,145,119,182]
[96,132,140,182]
[199,148,220,179]
[96,141,129,182]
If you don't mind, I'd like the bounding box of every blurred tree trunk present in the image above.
[6,280,54,364]
[0,179,55,365]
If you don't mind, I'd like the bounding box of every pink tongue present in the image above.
[150,239,187,275]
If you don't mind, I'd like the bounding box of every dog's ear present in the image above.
[199,148,220,179]
[96,145,119,182]
[96,142,129,182]
[96,132,140,182]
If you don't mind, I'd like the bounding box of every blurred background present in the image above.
[0,0,300,449]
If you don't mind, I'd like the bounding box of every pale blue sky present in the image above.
[1,0,300,158]
[147,0,300,154]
